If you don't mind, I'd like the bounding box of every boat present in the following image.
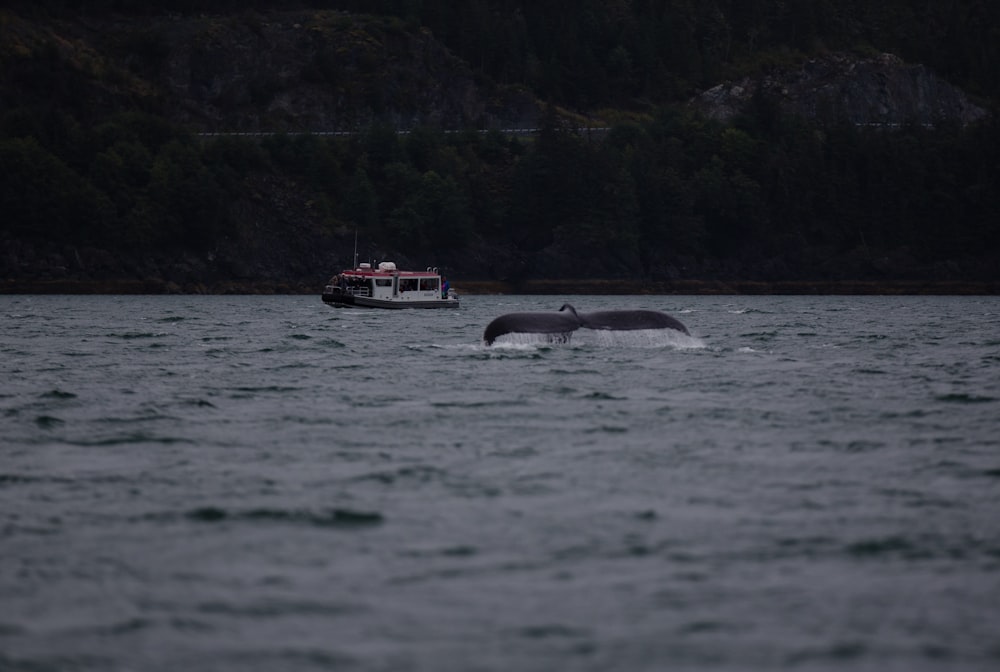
[322,261,459,309]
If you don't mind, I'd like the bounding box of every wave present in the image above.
[65,432,193,447]
[34,415,64,428]
[106,332,168,340]
[40,389,77,399]
[935,393,996,404]
[184,506,384,529]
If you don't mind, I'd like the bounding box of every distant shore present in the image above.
[459,279,1000,295]
[3,278,998,295]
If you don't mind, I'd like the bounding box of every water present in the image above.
[2,294,999,672]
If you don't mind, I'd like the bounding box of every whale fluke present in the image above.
[579,310,689,335]
[482,308,581,345]
[483,304,689,345]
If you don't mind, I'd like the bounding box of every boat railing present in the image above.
[325,285,371,298]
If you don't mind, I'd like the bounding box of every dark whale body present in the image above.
[483,304,689,345]
[481,309,581,345]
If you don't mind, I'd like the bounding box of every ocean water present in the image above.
[1,293,999,672]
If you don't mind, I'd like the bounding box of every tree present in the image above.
[0,137,112,244]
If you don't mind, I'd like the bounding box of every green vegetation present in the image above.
[2,1,998,287]
[4,105,998,282]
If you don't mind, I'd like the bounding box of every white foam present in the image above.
[484,328,705,350]
[581,328,705,349]
[488,332,572,348]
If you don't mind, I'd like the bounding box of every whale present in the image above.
[482,304,582,345]
[483,304,689,345]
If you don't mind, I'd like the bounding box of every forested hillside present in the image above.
[2,1,998,292]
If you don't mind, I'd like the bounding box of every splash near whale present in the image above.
[483,304,689,345]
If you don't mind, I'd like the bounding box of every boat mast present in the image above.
[352,228,358,270]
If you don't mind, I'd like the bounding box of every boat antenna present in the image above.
[352,228,358,270]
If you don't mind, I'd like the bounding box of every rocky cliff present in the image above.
[1,8,543,131]
[691,52,988,127]
[153,11,522,131]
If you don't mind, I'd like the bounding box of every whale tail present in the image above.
[483,309,582,345]
[579,309,689,335]
[483,305,688,345]
[558,304,579,317]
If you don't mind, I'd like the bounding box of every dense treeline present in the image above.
[4,104,999,281]
[2,1,999,286]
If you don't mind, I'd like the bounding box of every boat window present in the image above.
[399,278,418,292]
[375,278,392,287]
[419,278,440,291]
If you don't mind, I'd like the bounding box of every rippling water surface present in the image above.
[2,294,999,671]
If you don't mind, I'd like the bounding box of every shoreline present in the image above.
[458,279,1000,296]
[3,278,999,295]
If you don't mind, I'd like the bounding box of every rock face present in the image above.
[1,9,541,132]
[692,52,988,127]
[168,12,541,131]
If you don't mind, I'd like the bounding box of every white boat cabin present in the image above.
[323,261,458,308]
